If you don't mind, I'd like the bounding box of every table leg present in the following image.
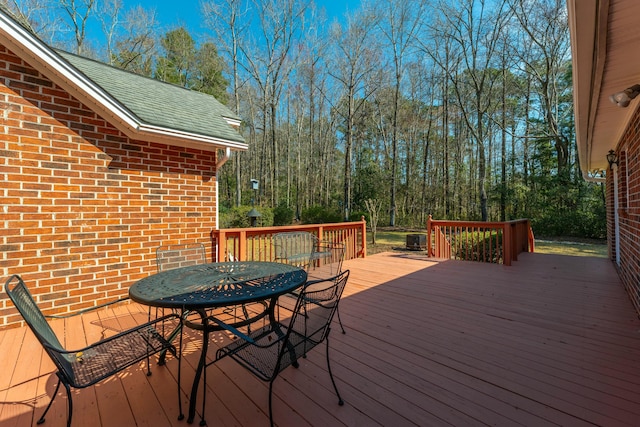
[187,309,208,425]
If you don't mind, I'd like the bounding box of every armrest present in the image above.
[45,312,180,355]
[207,314,255,344]
[45,297,130,319]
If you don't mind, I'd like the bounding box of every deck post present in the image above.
[216,230,227,262]
[360,216,367,258]
[503,222,512,266]
[427,215,432,257]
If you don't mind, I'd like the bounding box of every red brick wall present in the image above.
[0,46,219,327]
[612,106,640,316]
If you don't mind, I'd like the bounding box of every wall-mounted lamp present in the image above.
[606,149,618,169]
[610,84,640,107]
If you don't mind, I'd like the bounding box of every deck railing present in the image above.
[426,215,534,266]
[211,217,367,262]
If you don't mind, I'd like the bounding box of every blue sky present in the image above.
[148,0,361,33]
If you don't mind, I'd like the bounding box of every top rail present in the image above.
[211,217,367,262]
[426,215,534,266]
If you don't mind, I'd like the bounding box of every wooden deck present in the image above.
[1,252,640,426]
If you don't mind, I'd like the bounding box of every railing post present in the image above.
[503,222,512,266]
[360,216,367,258]
[210,230,217,262]
[427,214,432,257]
[528,220,535,252]
[217,230,227,262]
[512,222,519,263]
[238,230,247,261]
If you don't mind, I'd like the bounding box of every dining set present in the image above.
[4,232,348,427]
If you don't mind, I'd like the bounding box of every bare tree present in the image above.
[326,7,380,221]
[202,0,250,207]
[0,0,62,44]
[375,0,427,226]
[288,4,332,213]
[238,0,309,205]
[365,198,382,244]
[429,0,511,221]
[58,0,96,55]
[109,6,158,76]
[509,0,572,175]
[96,0,122,63]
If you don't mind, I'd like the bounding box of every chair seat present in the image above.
[216,321,314,382]
[67,321,176,388]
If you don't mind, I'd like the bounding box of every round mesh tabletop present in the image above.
[129,261,307,309]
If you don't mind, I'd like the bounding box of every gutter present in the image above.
[214,147,231,235]
[216,147,231,169]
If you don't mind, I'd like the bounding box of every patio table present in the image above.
[129,261,307,424]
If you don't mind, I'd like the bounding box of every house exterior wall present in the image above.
[0,45,218,327]
[610,106,640,316]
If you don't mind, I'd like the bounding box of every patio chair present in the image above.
[213,270,350,427]
[4,274,178,427]
[274,232,347,333]
[273,231,323,268]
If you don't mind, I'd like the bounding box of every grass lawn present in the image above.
[367,231,608,258]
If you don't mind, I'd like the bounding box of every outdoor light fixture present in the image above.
[610,84,640,107]
[606,150,618,169]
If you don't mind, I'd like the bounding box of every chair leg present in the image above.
[268,379,275,427]
[325,336,344,406]
[64,382,73,427]
[177,316,185,421]
[336,307,346,334]
[37,377,61,425]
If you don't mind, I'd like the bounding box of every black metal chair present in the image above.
[273,231,322,268]
[214,270,350,427]
[274,232,347,333]
[4,274,179,427]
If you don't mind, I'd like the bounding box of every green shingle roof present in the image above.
[57,50,245,145]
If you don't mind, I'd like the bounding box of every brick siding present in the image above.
[0,46,219,327]
[611,105,640,316]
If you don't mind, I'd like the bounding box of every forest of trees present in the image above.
[1,0,607,238]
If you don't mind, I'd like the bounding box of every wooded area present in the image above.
[1,0,606,238]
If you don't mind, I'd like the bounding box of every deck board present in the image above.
[1,252,640,426]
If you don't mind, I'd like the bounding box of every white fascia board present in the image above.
[223,116,242,128]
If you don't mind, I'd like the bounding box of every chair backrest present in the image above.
[4,275,72,375]
[273,232,318,266]
[156,243,206,272]
[310,241,345,277]
[288,269,350,350]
